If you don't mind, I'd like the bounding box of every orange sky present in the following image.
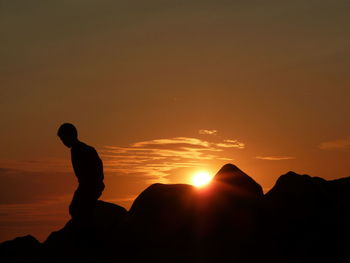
[1,0,350,242]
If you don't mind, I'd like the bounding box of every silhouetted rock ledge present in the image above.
[0,235,41,263]
[2,163,350,263]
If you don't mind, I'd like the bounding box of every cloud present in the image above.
[131,137,211,149]
[0,166,74,205]
[102,137,244,184]
[0,158,75,205]
[0,158,70,173]
[255,156,296,161]
[215,140,245,149]
[199,129,218,135]
[318,137,350,150]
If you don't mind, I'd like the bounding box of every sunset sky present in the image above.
[1,0,350,242]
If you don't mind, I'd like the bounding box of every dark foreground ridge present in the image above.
[1,163,350,263]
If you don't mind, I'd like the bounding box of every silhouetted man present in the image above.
[57,123,104,229]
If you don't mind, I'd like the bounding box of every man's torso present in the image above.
[70,141,104,192]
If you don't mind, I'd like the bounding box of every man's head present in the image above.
[57,123,78,148]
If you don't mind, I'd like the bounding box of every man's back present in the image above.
[71,141,104,191]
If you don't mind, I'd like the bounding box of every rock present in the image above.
[128,183,196,233]
[198,163,264,262]
[43,200,127,262]
[3,163,350,263]
[263,172,350,263]
[213,163,264,198]
[125,183,197,262]
[0,235,41,262]
[124,164,265,262]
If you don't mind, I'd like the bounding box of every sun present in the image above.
[191,171,213,188]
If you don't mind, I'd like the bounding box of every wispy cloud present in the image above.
[0,136,245,188]
[132,137,211,149]
[319,137,350,150]
[255,156,296,161]
[0,166,73,205]
[198,129,218,135]
[102,137,244,183]
[0,158,70,173]
[215,139,245,149]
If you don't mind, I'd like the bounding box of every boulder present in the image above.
[0,235,41,263]
[263,172,350,263]
[43,200,127,262]
[124,164,264,262]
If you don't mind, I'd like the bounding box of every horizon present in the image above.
[1,0,350,242]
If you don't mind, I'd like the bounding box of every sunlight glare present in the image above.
[192,171,213,188]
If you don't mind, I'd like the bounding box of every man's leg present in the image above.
[69,189,79,220]
[69,188,99,249]
[69,189,97,225]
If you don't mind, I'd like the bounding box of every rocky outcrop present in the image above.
[263,172,350,263]
[124,163,264,262]
[2,164,350,263]
[43,200,127,262]
[213,163,263,198]
[0,235,41,263]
